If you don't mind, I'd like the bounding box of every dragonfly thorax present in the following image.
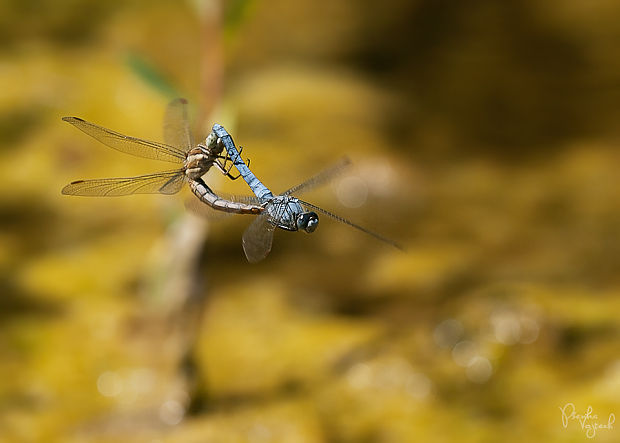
[184,145,216,180]
[266,196,319,233]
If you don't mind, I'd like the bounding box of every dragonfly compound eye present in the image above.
[298,211,319,233]
[205,132,217,149]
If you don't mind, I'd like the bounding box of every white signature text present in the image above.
[559,403,615,439]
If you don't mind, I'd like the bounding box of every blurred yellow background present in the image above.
[1,0,620,441]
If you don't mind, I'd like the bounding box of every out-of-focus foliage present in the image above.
[2,0,620,441]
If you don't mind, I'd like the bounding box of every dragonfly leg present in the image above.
[232,146,251,170]
[215,147,251,180]
[214,157,242,180]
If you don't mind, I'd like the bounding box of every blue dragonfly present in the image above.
[208,124,402,262]
[61,99,263,215]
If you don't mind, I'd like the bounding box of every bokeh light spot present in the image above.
[406,373,432,399]
[159,399,185,425]
[466,357,493,384]
[96,371,123,397]
[347,362,373,390]
[434,319,464,349]
[451,340,478,367]
[490,310,521,345]
[336,175,368,208]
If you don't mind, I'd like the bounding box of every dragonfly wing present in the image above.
[282,157,351,196]
[298,198,403,250]
[164,98,194,152]
[62,169,186,196]
[62,117,186,163]
[242,213,275,263]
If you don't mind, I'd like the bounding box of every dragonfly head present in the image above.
[205,131,217,149]
[205,131,224,153]
[297,211,319,233]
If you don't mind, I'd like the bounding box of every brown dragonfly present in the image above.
[61,98,263,215]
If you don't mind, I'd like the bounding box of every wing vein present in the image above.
[63,117,187,163]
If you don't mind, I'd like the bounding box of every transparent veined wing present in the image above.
[242,212,276,263]
[61,170,186,196]
[163,98,194,152]
[62,117,186,163]
[282,157,351,196]
[298,198,403,250]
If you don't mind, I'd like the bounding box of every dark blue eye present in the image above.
[297,211,319,233]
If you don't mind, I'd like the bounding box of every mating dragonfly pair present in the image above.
[62,99,400,262]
